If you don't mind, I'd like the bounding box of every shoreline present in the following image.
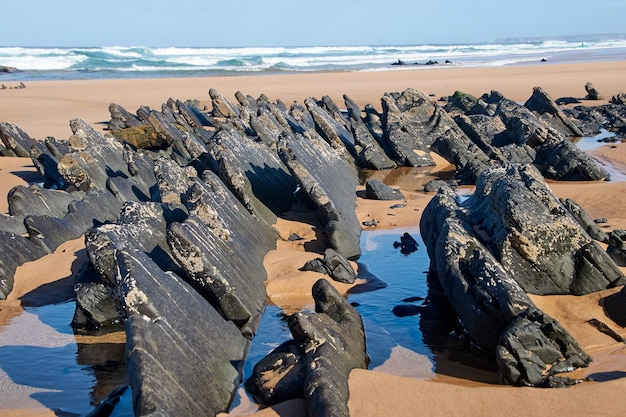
[1,60,625,140]
[1,59,626,416]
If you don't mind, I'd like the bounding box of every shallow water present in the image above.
[0,301,131,415]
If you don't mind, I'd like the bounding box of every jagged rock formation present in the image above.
[420,164,624,385]
[1,84,623,414]
[246,279,368,417]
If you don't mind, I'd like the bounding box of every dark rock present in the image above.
[585,82,604,100]
[167,172,276,334]
[497,310,591,386]
[560,198,609,243]
[0,230,49,299]
[479,91,609,181]
[343,94,396,169]
[0,122,37,157]
[445,90,479,114]
[116,247,249,417]
[459,164,624,295]
[420,182,592,385]
[610,92,626,105]
[278,131,361,260]
[245,340,305,405]
[108,103,143,130]
[424,179,455,192]
[555,97,582,106]
[209,88,240,118]
[364,179,405,200]
[30,140,66,189]
[72,262,122,331]
[305,97,355,162]
[362,219,378,227]
[379,89,436,167]
[301,248,356,284]
[0,65,19,73]
[524,86,584,137]
[607,229,626,266]
[247,279,367,415]
[176,99,216,128]
[206,125,297,226]
[604,286,626,327]
[147,110,192,162]
[392,304,421,317]
[288,279,368,417]
[586,318,625,343]
[393,232,419,255]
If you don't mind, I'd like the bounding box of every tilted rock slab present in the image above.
[278,130,361,260]
[116,246,249,416]
[246,279,368,416]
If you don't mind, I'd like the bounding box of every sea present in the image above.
[1,36,626,81]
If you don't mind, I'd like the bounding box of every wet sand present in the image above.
[1,61,626,416]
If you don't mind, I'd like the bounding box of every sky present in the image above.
[1,0,626,47]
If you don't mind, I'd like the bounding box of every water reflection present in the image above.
[0,301,130,415]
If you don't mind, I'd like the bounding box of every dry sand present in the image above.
[2,61,626,416]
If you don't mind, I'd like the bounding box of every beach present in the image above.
[2,60,626,416]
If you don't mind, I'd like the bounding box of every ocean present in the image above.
[1,37,626,81]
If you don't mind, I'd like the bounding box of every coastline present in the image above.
[1,60,625,140]
[1,60,626,416]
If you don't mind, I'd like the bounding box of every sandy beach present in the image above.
[2,61,626,416]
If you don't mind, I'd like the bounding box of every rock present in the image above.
[72,262,122,331]
[209,88,240,118]
[301,248,356,284]
[459,164,624,295]
[205,125,297,227]
[176,99,216,128]
[304,97,355,162]
[167,172,277,335]
[585,82,604,100]
[0,122,37,157]
[604,286,626,327]
[117,247,249,417]
[379,89,437,167]
[497,310,591,386]
[0,65,19,73]
[524,86,584,137]
[108,103,143,130]
[560,198,609,243]
[392,304,421,317]
[278,131,361,260]
[420,182,592,385]
[610,92,626,105]
[393,232,419,255]
[424,179,456,192]
[480,91,609,181]
[607,229,626,266]
[364,179,405,200]
[0,230,49,299]
[445,90,479,114]
[555,97,582,106]
[30,139,67,189]
[284,279,368,416]
[343,94,396,169]
[245,340,305,405]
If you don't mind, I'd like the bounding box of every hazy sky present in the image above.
[2,0,625,47]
